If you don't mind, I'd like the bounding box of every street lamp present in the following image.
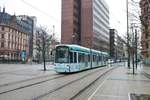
[127,0,130,69]
[72,33,77,44]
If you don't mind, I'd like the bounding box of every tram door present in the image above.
[73,52,77,63]
[96,55,99,65]
[85,54,88,67]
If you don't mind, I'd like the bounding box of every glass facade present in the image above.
[92,0,109,51]
[61,0,109,52]
[17,16,33,34]
[17,15,36,57]
[0,12,34,35]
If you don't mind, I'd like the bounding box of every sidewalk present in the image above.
[89,64,150,100]
[0,63,55,72]
[0,63,55,87]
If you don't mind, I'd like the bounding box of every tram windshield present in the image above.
[55,47,69,63]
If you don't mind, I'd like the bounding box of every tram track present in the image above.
[143,71,150,80]
[0,74,65,95]
[68,67,116,100]
[0,67,107,95]
[33,67,115,100]
[0,68,30,75]
[0,73,60,88]
[0,65,54,76]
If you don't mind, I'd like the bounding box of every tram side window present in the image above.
[104,56,108,62]
[94,56,96,61]
[103,56,106,62]
[96,56,98,62]
[88,54,90,62]
[93,55,94,62]
[82,54,85,62]
[69,52,73,63]
[93,55,96,62]
[96,56,98,61]
[78,53,84,63]
[78,53,81,63]
[84,55,88,62]
[99,55,102,61]
[101,55,104,61]
[96,55,98,64]
[74,52,77,63]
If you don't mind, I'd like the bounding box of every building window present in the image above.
[1,42,4,48]
[12,35,13,41]
[146,42,149,49]
[147,54,149,58]
[15,43,16,50]
[1,34,4,38]
[2,26,4,31]
[9,28,11,32]
[12,42,13,49]
[145,33,148,39]
[8,42,10,49]
[8,34,10,40]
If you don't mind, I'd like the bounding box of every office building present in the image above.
[0,8,36,62]
[61,0,109,52]
[17,15,37,59]
[109,29,125,61]
[140,0,150,64]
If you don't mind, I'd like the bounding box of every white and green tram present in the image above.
[54,44,109,73]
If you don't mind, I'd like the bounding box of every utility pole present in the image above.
[135,29,138,69]
[126,0,130,69]
[132,51,135,74]
[42,34,46,71]
[132,29,135,75]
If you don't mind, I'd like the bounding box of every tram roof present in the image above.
[101,52,109,55]
[56,44,108,55]
[56,44,90,53]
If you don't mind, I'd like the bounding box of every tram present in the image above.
[54,44,109,73]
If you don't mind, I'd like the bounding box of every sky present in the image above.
[0,0,129,40]
[106,0,127,36]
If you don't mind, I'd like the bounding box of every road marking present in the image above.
[87,76,108,100]
[128,93,131,100]
[98,94,126,98]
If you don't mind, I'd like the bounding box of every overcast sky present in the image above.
[0,0,128,40]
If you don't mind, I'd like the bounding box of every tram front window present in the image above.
[55,47,69,63]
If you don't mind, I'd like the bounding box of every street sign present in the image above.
[21,50,27,61]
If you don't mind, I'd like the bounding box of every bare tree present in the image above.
[35,26,54,71]
[128,0,141,71]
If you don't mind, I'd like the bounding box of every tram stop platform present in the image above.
[89,64,150,100]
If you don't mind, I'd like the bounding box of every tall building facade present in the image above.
[109,29,125,61]
[140,0,150,64]
[0,8,36,62]
[61,0,109,52]
[17,15,37,59]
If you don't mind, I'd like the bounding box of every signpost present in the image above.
[21,50,27,63]
[131,47,135,74]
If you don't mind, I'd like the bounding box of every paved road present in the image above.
[0,64,55,87]
[0,63,113,100]
[0,63,150,100]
